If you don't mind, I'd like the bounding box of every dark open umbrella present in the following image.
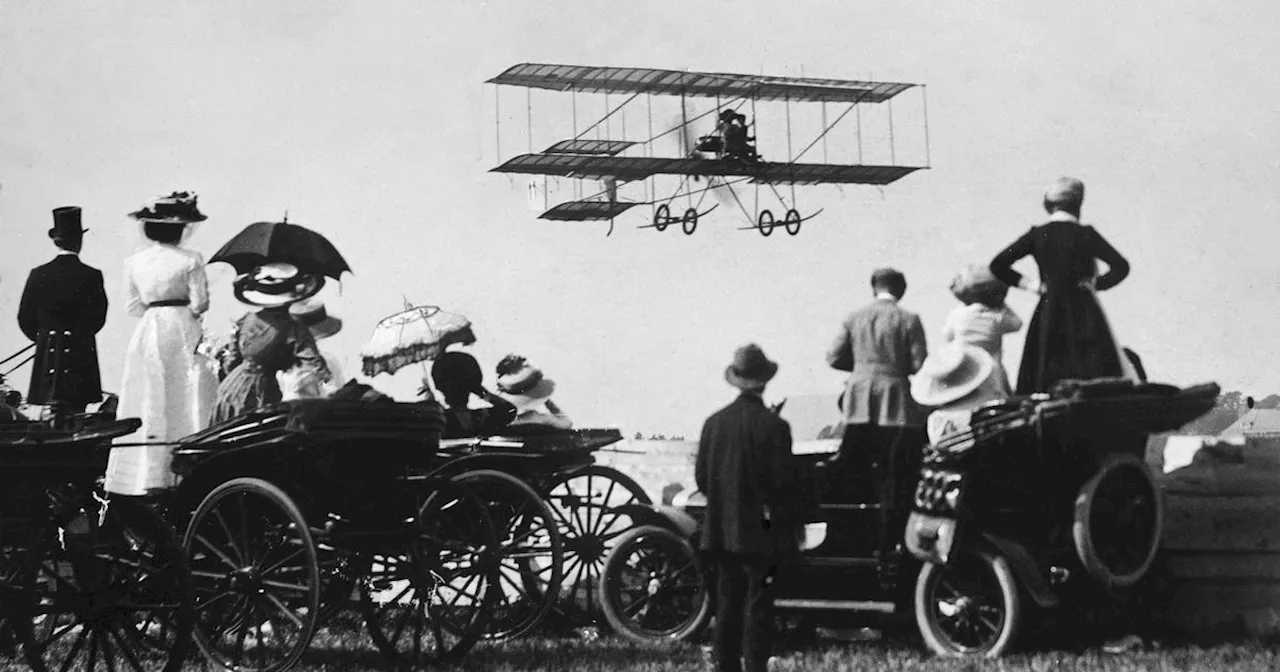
[209,221,351,278]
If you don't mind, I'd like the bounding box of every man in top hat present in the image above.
[825,267,928,563]
[696,344,797,672]
[17,207,108,414]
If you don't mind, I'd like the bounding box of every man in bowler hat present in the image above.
[696,344,797,672]
[17,207,108,414]
[825,268,928,563]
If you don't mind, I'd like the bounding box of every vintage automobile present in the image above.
[595,378,1218,658]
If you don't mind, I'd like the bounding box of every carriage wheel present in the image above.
[914,550,1021,658]
[653,204,670,232]
[315,542,367,623]
[360,479,499,668]
[599,526,711,645]
[541,466,652,625]
[28,496,193,672]
[682,208,698,235]
[451,470,564,641]
[757,209,776,237]
[183,478,320,672]
[1072,453,1163,587]
[784,209,802,236]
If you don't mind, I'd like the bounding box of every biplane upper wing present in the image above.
[492,153,921,186]
[488,63,916,104]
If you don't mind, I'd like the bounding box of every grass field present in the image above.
[283,631,1280,672]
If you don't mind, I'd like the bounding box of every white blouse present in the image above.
[123,244,210,317]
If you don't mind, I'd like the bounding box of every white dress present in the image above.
[942,303,1023,395]
[106,243,217,496]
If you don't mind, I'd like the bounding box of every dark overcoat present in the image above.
[695,393,798,557]
[17,254,108,405]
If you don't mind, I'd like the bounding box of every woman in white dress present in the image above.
[107,193,217,496]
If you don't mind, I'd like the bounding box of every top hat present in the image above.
[129,192,208,224]
[495,355,557,412]
[910,344,996,408]
[49,206,87,239]
[289,297,342,340]
[724,343,778,391]
[233,262,324,308]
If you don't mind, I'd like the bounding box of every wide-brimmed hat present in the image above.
[495,355,556,411]
[129,191,208,224]
[49,206,87,239]
[724,343,778,391]
[910,344,996,407]
[950,264,1010,307]
[289,297,342,339]
[233,262,324,308]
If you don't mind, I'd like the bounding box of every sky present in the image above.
[1,0,1277,437]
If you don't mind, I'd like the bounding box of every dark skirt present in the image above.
[1016,287,1124,395]
[210,361,281,425]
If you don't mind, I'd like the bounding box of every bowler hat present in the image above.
[49,206,87,239]
[724,343,778,391]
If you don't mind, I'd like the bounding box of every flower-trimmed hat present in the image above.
[129,191,208,224]
[233,262,324,308]
[496,355,556,412]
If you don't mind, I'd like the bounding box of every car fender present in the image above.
[971,532,1059,609]
[613,503,699,539]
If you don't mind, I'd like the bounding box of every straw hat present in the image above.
[233,262,324,308]
[289,297,342,340]
[724,343,778,391]
[496,355,557,412]
[910,344,996,407]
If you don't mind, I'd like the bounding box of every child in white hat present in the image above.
[911,343,1008,445]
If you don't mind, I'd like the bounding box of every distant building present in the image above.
[1217,409,1280,449]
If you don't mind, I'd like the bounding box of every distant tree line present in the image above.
[633,432,687,441]
[1177,391,1279,436]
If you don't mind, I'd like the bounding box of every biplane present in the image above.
[487,63,930,237]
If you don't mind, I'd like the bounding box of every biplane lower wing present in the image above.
[492,153,923,186]
[539,200,639,221]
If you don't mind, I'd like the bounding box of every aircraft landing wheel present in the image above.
[682,208,698,235]
[654,204,670,232]
[757,209,775,237]
[784,209,802,236]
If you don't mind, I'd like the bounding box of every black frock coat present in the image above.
[990,220,1130,394]
[17,254,108,405]
[695,393,798,557]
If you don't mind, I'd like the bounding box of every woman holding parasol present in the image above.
[207,220,348,424]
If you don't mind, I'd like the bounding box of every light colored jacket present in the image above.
[827,297,928,427]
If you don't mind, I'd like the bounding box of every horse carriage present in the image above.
[594,379,1218,658]
[165,397,501,672]
[0,402,193,672]
[431,426,652,632]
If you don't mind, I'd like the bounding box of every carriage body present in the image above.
[0,408,192,672]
